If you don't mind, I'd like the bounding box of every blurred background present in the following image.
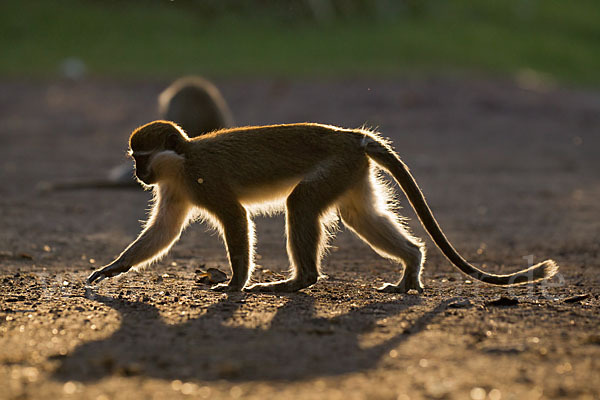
[0,0,598,250]
[1,2,600,399]
[1,0,599,85]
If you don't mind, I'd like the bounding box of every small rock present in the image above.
[448,299,472,308]
[485,296,519,307]
[563,294,590,303]
[196,268,228,284]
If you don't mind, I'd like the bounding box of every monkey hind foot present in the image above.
[378,278,424,294]
[210,282,244,292]
[245,277,317,293]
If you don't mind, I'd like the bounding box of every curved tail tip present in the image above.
[541,259,560,280]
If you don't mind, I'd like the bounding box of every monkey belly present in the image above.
[234,176,302,208]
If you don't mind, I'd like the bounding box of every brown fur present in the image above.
[87,121,559,293]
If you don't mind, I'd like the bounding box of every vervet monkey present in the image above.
[158,76,234,137]
[38,76,233,191]
[87,121,559,293]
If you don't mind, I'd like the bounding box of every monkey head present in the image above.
[128,120,189,185]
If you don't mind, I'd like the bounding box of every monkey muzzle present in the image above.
[131,153,155,184]
[135,170,155,185]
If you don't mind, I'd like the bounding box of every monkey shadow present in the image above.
[52,290,453,383]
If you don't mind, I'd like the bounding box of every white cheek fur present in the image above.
[148,150,185,179]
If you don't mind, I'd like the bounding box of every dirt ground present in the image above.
[0,76,599,400]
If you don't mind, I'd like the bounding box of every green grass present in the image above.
[1,1,599,85]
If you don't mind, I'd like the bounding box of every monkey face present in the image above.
[127,121,188,186]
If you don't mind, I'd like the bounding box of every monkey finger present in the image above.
[86,271,107,285]
[88,262,133,284]
[86,265,121,285]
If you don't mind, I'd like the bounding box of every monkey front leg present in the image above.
[87,193,190,285]
[211,206,253,292]
[86,233,159,285]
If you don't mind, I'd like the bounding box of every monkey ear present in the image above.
[165,132,181,152]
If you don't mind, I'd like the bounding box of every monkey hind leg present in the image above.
[245,194,325,293]
[246,161,362,293]
[244,210,341,293]
[338,175,425,294]
[244,213,321,293]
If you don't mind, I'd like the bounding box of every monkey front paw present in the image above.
[86,270,108,285]
[86,262,131,285]
[210,282,243,292]
[377,280,424,294]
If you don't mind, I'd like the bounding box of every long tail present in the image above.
[364,135,558,286]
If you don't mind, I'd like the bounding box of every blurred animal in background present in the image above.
[158,76,234,137]
[38,76,234,191]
